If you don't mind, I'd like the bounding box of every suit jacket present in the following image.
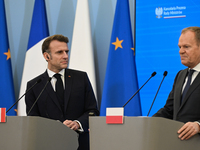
[25,69,99,150]
[153,68,200,123]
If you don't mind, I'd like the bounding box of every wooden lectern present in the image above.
[0,116,78,150]
[89,116,200,150]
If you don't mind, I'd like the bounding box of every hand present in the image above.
[177,122,200,140]
[63,120,80,131]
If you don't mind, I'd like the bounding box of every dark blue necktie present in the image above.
[181,69,195,104]
[54,73,64,111]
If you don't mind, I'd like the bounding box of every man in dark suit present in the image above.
[153,27,200,140]
[25,34,99,150]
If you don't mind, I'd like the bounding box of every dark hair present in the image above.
[42,34,69,54]
[181,27,200,46]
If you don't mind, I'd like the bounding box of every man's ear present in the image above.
[43,52,50,61]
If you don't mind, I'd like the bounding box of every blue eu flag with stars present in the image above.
[100,0,142,116]
[0,0,16,115]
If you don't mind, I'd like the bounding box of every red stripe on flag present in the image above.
[1,108,6,122]
[106,116,123,124]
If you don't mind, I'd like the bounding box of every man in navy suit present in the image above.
[25,34,99,150]
[153,27,200,140]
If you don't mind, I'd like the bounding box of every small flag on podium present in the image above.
[106,107,124,124]
[0,108,6,123]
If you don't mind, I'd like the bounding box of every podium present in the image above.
[89,116,200,150]
[0,116,78,150]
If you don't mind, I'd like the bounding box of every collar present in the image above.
[47,69,65,78]
[190,63,200,72]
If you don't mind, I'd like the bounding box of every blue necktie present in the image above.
[181,69,195,104]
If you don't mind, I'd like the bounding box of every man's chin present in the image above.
[61,65,68,69]
[181,60,187,65]
[181,62,191,68]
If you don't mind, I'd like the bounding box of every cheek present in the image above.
[51,57,59,62]
[189,52,200,64]
[186,51,194,59]
[193,50,200,58]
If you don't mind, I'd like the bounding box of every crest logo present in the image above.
[155,7,163,19]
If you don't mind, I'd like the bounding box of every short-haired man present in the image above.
[153,27,200,140]
[25,34,99,150]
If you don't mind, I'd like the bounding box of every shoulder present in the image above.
[27,71,47,85]
[173,68,188,82]
[176,68,187,77]
[66,69,90,84]
[66,68,87,76]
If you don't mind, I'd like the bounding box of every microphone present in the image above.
[6,79,42,113]
[123,72,157,107]
[147,71,168,116]
[27,77,52,115]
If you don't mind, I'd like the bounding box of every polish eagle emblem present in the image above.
[155,7,163,19]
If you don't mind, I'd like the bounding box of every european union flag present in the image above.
[0,0,16,115]
[100,0,142,116]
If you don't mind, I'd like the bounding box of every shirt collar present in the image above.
[190,63,200,72]
[47,69,65,78]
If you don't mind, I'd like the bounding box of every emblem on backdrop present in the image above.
[155,7,163,18]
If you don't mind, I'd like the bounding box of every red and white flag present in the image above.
[106,107,124,124]
[0,108,6,122]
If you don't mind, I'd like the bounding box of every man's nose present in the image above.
[179,47,184,54]
[63,52,68,58]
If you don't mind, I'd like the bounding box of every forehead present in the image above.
[49,40,68,50]
[179,31,196,45]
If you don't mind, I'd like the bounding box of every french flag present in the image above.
[0,108,6,122]
[17,0,49,116]
[106,107,124,124]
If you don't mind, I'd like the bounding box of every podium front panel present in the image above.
[0,116,78,150]
[89,117,200,150]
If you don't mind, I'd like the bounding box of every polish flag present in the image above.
[0,108,6,122]
[106,107,124,124]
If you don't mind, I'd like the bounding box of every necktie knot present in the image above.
[54,73,61,79]
[188,69,195,77]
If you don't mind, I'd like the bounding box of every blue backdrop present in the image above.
[136,0,200,116]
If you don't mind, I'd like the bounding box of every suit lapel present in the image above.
[180,72,200,107]
[42,71,63,112]
[174,69,188,117]
[64,69,73,111]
